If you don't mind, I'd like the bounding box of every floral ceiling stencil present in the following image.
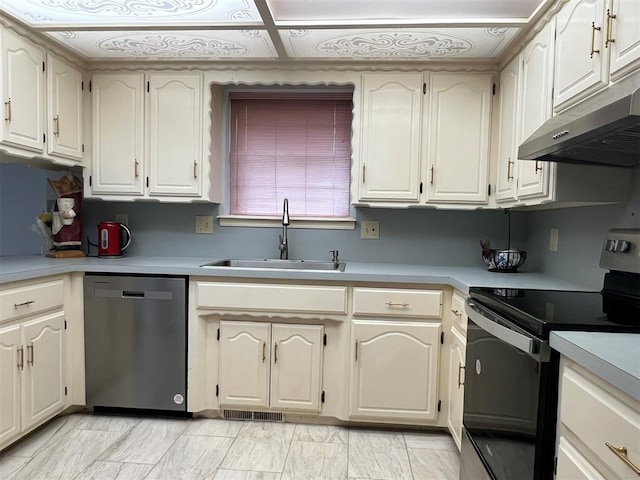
[316,32,473,58]
[0,0,261,25]
[281,28,518,60]
[49,30,277,59]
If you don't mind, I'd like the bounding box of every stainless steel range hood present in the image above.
[518,73,640,167]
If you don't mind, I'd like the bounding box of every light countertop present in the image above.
[551,331,640,401]
[0,254,595,293]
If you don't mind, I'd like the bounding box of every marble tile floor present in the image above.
[0,413,460,480]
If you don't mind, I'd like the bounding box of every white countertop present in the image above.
[0,254,595,293]
[550,331,640,401]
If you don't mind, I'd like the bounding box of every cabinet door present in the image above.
[350,320,440,421]
[47,53,83,160]
[270,324,323,412]
[517,22,555,200]
[148,74,202,197]
[91,73,144,196]
[608,0,640,79]
[359,73,424,202]
[554,0,608,110]
[218,321,270,409]
[0,324,21,446]
[21,312,65,431]
[0,28,44,152]
[447,327,466,451]
[495,56,520,202]
[427,74,491,204]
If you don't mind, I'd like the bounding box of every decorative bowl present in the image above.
[482,249,526,272]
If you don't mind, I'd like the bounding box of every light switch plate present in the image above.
[549,228,559,252]
[195,216,214,234]
[114,213,128,226]
[361,220,380,239]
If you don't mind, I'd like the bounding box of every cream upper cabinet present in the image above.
[147,73,202,197]
[0,27,44,153]
[0,324,21,447]
[270,324,324,412]
[554,0,608,111]
[218,321,325,413]
[20,312,65,431]
[350,320,441,421]
[608,0,640,79]
[426,74,492,204]
[46,53,83,161]
[91,73,145,196]
[359,73,424,202]
[495,56,520,202]
[517,21,555,200]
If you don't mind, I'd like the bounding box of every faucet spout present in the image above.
[279,198,290,259]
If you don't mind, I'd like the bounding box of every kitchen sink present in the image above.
[200,258,346,272]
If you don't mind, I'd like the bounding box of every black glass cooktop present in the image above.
[468,286,640,339]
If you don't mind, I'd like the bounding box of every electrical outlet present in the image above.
[361,220,380,240]
[195,216,214,234]
[114,213,128,226]
[549,228,559,252]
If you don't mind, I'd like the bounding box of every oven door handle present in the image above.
[466,299,539,355]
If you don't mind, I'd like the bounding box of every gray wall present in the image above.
[0,163,52,255]
[80,200,526,267]
[524,168,640,289]
[2,161,637,289]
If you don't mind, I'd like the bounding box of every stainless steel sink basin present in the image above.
[200,258,345,272]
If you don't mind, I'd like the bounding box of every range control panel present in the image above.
[600,229,640,274]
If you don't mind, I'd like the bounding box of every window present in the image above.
[229,92,352,219]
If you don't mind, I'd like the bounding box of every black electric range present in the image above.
[460,229,640,480]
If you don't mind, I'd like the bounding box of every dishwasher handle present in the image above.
[122,290,145,298]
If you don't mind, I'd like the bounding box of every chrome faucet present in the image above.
[278,198,290,259]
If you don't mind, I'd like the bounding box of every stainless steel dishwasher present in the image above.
[84,274,187,412]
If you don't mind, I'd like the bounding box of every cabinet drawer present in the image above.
[0,280,64,323]
[352,288,442,318]
[450,291,467,332]
[196,282,347,314]
[560,364,640,480]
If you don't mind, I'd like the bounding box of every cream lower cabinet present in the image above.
[350,320,441,421]
[555,358,640,479]
[0,312,65,449]
[218,321,324,413]
[447,326,466,450]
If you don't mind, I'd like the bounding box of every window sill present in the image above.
[218,215,356,230]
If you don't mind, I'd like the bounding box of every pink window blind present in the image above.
[229,92,352,217]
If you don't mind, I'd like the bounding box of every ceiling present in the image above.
[0,0,553,62]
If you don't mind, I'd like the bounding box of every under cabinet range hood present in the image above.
[518,73,640,167]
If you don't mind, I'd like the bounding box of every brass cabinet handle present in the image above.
[17,346,24,370]
[4,98,11,122]
[274,342,278,364]
[535,161,543,173]
[507,158,514,180]
[14,300,35,308]
[355,340,359,361]
[451,309,462,317]
[590,22,601,58]
[605,442,640,475]
[53,115,60,136]
[362,164,366,184]
[134,159,139,178]
[193,160,198,179]
[27,344,34,366]
[262,341,266,362]
[605,9,616,48]
[458,363,465,388]
[386,301,409,307]
[430,165,435,184]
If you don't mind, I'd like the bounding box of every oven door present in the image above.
[461,298,557,480]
